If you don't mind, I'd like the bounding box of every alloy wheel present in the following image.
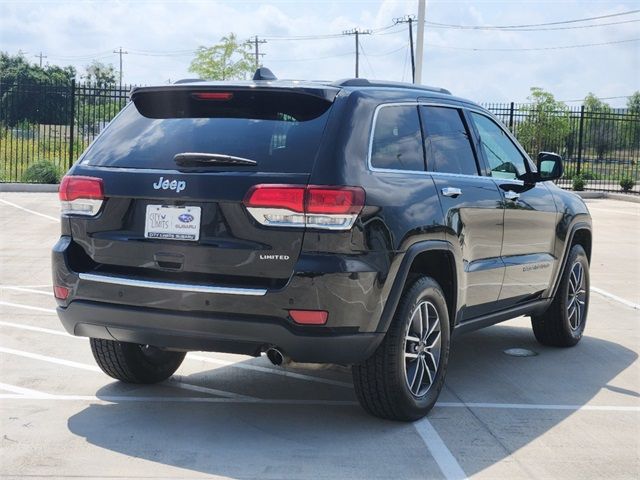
[567,261,587,330]
[403,301,441,397]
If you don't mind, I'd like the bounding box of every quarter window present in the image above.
[471,112,527,180]
[420,106,478,175]
[370,105,425,171]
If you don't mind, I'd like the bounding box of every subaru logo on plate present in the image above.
[178,213,194,223]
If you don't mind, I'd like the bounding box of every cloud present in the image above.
[1,0,638,105]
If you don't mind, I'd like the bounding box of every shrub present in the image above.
[572,175,586,191]
[22,161,61,184]
[620,176,636,192]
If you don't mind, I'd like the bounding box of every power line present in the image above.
[426,37,639,52]
[34,51,47,67]
[426,18,640,32]
[342,28,372,78]
[248,36,267,69]
[113,47,128,86]
[426,9,640,30]
[394,15,416,82]
[560,95,634,103]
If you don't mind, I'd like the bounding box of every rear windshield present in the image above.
[81,90,333,173]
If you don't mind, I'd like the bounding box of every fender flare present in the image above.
[548,221,592,299]
[375,240,457,333]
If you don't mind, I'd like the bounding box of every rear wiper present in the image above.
[174,152,257,167]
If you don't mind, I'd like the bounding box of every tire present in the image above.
[352,276,451,421]
[531,244,590,347]
[90,338,186,384]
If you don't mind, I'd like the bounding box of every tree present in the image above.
[583,93,614,161]
[627,91,640,149]
[517,87,571,157]
[0,52,76,125]
[189,33,254,80]
[82,61,116,88]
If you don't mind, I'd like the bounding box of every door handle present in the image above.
[504,190,520,201]
[441,187,462,198]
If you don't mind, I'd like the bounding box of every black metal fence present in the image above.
[485,103,639,193]
[1,81,639,193]
[0,81,130,182]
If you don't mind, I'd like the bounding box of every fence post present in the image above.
[576,105,585,176]
[508,102,515,131]
[68,79,76,170]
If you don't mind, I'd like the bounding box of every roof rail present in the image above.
[173,78,207,84]
[332,78,451,95]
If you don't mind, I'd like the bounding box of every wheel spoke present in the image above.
[411,357,425,393]
[426,331,441,350]
[421,356,433,387]
[406,335,420,343]
[421,302,428,339]
[405,352,420,359]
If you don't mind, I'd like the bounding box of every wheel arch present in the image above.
[549,221,592,298]
[376,241,458,333]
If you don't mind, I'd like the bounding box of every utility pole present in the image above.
[113,47,128,86]
[394,15,416,82]
[34,51,47,67]
[414,0,426,84]
[342,28,372,78]
[250,36,267,69]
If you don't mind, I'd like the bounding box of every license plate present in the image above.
[144,205,201,241]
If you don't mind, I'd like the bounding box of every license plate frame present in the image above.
[144,205,202,242]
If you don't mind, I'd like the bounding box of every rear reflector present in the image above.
[289,310,328,325]
[244,184,365,230]
[192,92,234,101]
[53,286,69,300]
[59,175,104,216]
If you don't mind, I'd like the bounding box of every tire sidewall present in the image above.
[557,245,590,342]
[390,277,450,418]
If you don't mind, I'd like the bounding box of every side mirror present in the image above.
[537,152,563,181]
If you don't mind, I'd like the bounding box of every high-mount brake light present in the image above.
[192,92,234,101]
[243,185,365,230]
[59,175,104,217]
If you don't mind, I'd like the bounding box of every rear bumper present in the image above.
[53,236,389,363]
[58,301,383,363]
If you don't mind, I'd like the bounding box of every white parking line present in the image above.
[591,287,639,310]
[0,198,59,222]
[436,402,640,412]
[414,419,467,480]
[0,320,79,338]
[0,346,259,400]
[0,346,101,371]
[189,354,354,388]
[0,300,56,314]
[0,381,53,397]
[0,286,53,296]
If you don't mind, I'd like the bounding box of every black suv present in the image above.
[52,70,592,421]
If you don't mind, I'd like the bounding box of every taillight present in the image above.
[59,175,104,216]
[243,184,365,230]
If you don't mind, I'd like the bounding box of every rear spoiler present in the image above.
[130,84,340,120]
[130,83,340,103]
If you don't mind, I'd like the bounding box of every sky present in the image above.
[1,0,639,106]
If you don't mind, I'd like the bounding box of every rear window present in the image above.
[81,90,333,173]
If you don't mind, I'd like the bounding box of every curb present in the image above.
[575,191,640,204]
[0,183,59,193]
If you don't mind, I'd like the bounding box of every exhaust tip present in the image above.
[265,347,287,366]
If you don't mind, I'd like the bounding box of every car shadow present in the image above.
[67,323,637,479]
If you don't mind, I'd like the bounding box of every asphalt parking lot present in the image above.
[1,192,638,480]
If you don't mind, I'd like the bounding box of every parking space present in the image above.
[1,192,638,479]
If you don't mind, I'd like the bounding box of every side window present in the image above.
[470,112,527,180]
[419,106,478,175]
[370,105,424,171]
